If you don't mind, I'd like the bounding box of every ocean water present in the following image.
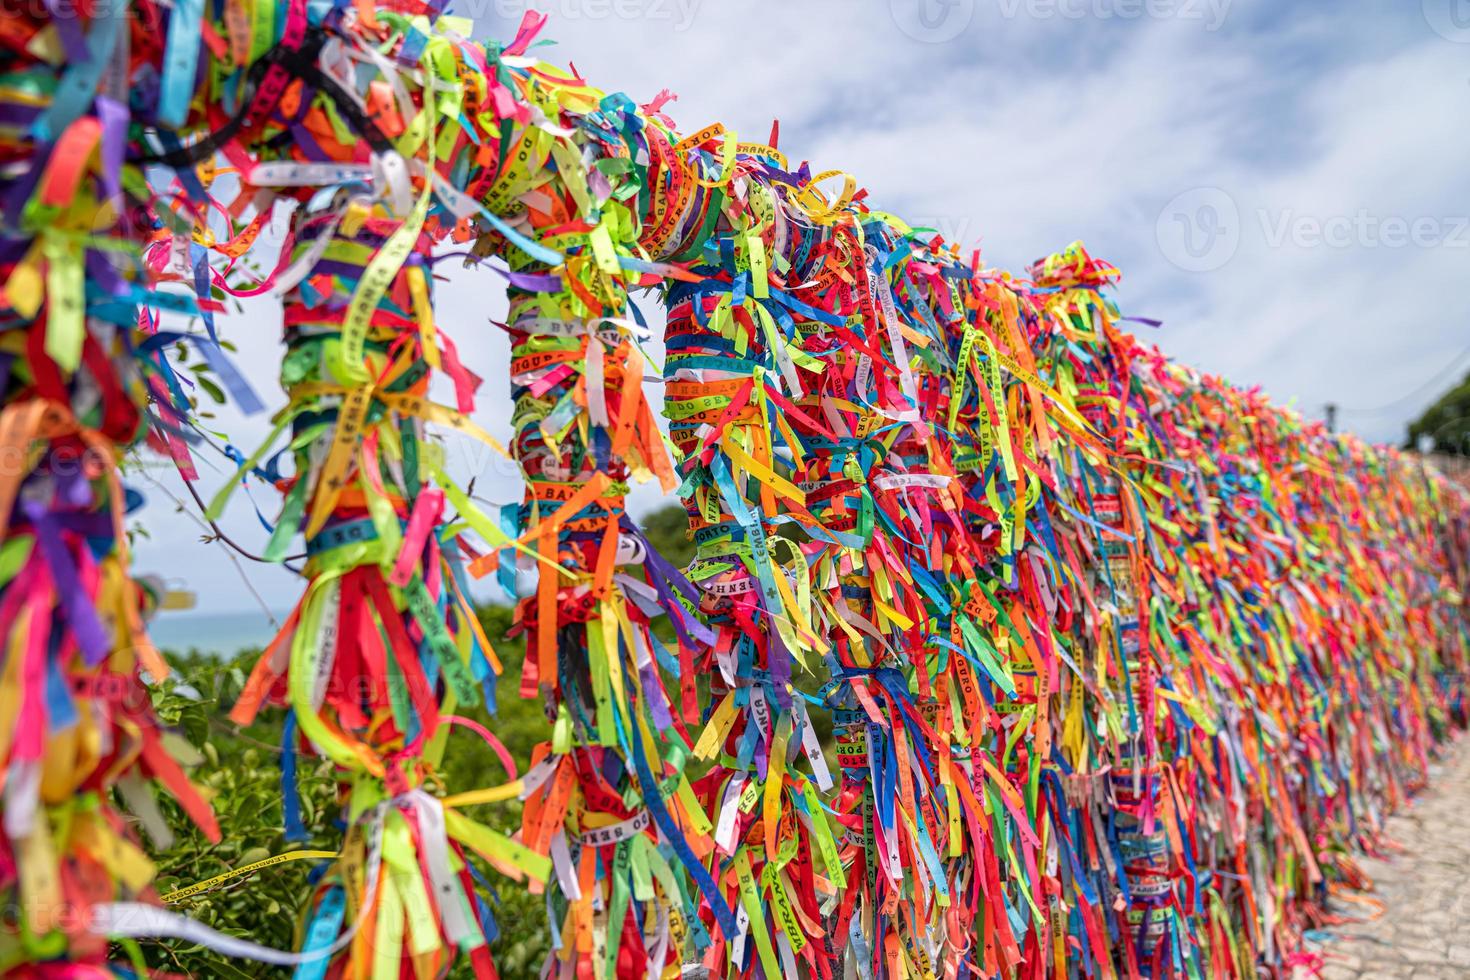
[148,608,288,657]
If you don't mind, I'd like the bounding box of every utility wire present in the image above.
[1338,344,1470,417]
[132,460,300,633]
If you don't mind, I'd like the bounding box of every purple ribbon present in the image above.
[22,499,111,667]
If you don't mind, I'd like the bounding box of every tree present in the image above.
[640,503,695,568]
[1406,371,1470,455]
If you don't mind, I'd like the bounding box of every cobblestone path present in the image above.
[1315,740,1470,979]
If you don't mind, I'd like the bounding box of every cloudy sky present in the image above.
[139,0,1470,624]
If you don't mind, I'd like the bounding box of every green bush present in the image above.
[141,621,552,977]
[132,506,700,977]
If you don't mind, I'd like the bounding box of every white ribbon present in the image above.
[794,700,833,791]
[310,578,342,712]
[3,760,40,840]
[872,472,951,491]
[92,804,388,964]
[550,830,582,901]
[247,162,374,187]
[714,774,746,856]
[585,333,609,427]
[406,792,483,951]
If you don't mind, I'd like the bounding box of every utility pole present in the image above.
[1325,402,1338,434]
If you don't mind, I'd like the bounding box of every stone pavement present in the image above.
[1314,738,1470,979]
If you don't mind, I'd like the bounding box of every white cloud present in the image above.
[135,0,1470,614]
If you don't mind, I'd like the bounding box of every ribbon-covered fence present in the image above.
[2,3,1467,979]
